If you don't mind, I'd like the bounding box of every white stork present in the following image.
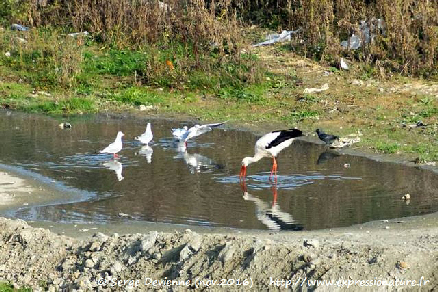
[240,128,303,180]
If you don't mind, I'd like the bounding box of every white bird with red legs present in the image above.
[239,128,303,181]
[100,131,124,159]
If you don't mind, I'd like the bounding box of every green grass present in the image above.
[0,282,31,292]
[82,49,149,76]
[108,87,165,106]
[375,141,400,154]
[27,97,97,114]
[287,110,319,121]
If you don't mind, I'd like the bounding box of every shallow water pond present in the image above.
[1,111,437,230]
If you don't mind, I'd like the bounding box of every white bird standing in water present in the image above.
[135,123,153,144]
[240,128,303,180]
[100,131,124,158]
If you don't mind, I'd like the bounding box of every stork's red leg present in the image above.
[273,157,278,179]
[269,156,278,181]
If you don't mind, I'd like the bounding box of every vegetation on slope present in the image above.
[0,0,437,161]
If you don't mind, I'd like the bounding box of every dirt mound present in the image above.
[1,217,437,291]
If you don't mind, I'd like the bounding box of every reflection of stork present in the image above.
[174,142,221,174]
[240,181,303,231]
[103,159,124,181]
[138,145,153,164]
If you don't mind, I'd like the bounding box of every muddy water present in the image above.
[0,110,437,230]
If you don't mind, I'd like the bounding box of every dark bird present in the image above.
[316,129,339,145]
[240,128,303,181]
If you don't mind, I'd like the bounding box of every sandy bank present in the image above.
[1,214,437,291]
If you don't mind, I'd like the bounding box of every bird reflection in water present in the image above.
[240,181,303,231]
[137,145,153,164]
[316,150,341,165]
[174,142,221,174]
[103,159,124,181]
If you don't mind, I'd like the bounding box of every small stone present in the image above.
[73,271,80,279]
[111,261,123,273]
[219,242,235,263]
[179,245,192,261]
[303,253,317,263]
[304,239,320,249]
[89,241,101,252]
[385,226,390,230]
[352,79,364,86]
[139,104,154,111]
[396,261,408,269]
[188,233,202,252]
[85,259,94,268]
[141,231,158,252]
[94,232,109,242]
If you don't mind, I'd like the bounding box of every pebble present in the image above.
[352,79,364,86]
[179,245,192,261]
[84,259,94,268]
[139,105,154,111]
[140,231,158,252]
[189,233,202,252]
[111,261,123,273]
[304,239,320,249]
[219,242,236,263]
[396,261,409,269]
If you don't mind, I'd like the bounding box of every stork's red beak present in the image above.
[239,165,247,179]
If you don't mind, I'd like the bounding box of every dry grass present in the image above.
[238,0,438,77]
[3,1,437,76]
